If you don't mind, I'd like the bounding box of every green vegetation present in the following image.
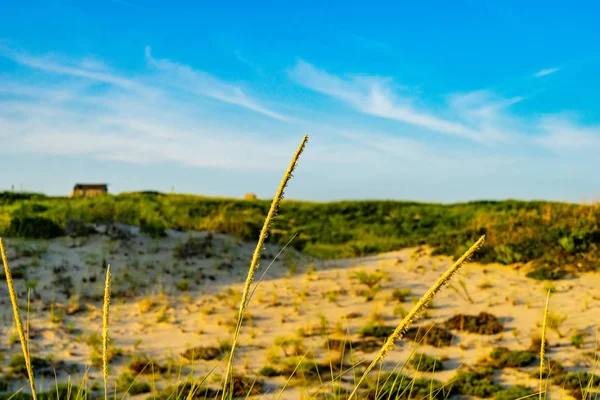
[408,353,445,372]
[403,325,455,347]
[366,373,449,400]
[493,384,534,400]
[1,193,599,273]
[486,347,536,368]
[444,312,504,335]
[449,368,502,398]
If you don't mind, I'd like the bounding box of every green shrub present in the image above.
[444,312,504,335]
[408,353,444,372]
[552,372,600,391]
[140,220,167,238]
[128,357,167,374]
[258,365,281,377]
[117,373,151,395]
[526,266,567,281]
[174,237,212,259]
[180,346,222,361]
[175,279,190,292]
[390,288,412,302]
[352,270,384,290]
[487,347,536,368]
[5,217,64,239]
[494,385,534,400]
[8,354,50,377]
[367,373,449,399]
[450,368,502,398]
[64,219,96,237]
[571,332,585,348]
[528,358,565,379]
[358,324,394,338]
[404,325,455,347]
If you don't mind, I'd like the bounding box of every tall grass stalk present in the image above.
[347,235,485,400]
[102,265,112,400]
[222,134,308,398]
[1,238,37,400]
[539,290,550,400]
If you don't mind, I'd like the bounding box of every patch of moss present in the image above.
[444,312,504,335]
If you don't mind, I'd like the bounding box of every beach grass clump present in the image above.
[444,312,504,335]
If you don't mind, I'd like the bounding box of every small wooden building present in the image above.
[70,183,108,197]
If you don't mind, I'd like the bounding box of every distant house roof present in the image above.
[73,183,108,190]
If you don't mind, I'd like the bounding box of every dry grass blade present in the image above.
[102,265,112,400]
[539,290,550,400]
[1,238,37,400]
[347,235,485,400]
[222,134,308,398]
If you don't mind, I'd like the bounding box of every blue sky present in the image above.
[1,1,599,202]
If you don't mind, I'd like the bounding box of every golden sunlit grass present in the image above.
[1,238,37,400]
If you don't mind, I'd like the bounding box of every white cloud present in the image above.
[534,67,560,77]
[289,60,520,142]
[535,115,600,153]
[144,47,286,121]
[0,44,286,121]
[0,46,295,170]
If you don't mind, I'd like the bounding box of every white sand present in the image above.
[1,225,598,399]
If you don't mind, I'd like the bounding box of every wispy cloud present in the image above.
[144,47,286,121]
[0,45,295,169]
[0,44,286,121]
[289,60,520,142]
[534,67,560,77]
